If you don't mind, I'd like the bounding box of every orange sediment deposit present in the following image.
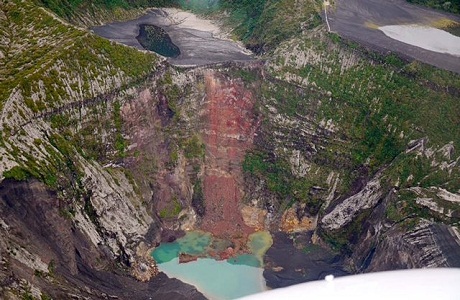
[200,70,260,239]
[280,207,318,233]
[241,205,268,231]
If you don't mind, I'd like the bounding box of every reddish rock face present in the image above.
[121,70,260,242]
[201,71,259,238]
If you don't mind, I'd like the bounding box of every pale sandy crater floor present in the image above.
[380,24,460,56]
[328,0,460,73]
[92,8,253,66]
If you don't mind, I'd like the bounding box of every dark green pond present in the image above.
[136,24,180,58]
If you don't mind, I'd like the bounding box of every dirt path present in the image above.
[200,71,259,239]
[329,0,460,73]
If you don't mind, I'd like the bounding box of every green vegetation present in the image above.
[192,180,205,216]
[21,292,34,300]
[260,78,318,117]
[179,0,322,52]
[159,196,182,218]
[36,0,175,23]
[406,0,460,14]
[272,37,460,172]
[239,69,258,83]
[211,0,460,254]
[84,191,100,226]
[0,0,158,114]
[183,135,205,159]
[48,259,55,275]
[243,151,323,214]
[243,151,291,197]
[3,166,31,181]
[168,147,179,167]
[264,34,460,247]
[113,101,126,158]
[1,0,459,265]
[41,294,52,300]
[387,150,460,191]
[0,0,161,202]
[2,133,78,192]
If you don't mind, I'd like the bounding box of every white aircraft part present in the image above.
[238,268,460,300]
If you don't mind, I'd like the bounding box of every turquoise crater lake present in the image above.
[152,231,272,299]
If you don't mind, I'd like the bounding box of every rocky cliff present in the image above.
[0,179,204,299]
[1,0,460,299]
[0,1,205,298]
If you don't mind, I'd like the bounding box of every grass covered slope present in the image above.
[0,0,161,188]
[407,0,460,14]
[0,0,157,186]
[268,31,460,215]
[35,0,175,25]
[0,2,175,298]
[204,0,460,262]
[0,0,158,120]
[0,2,168,290]
[178,0,322,53]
